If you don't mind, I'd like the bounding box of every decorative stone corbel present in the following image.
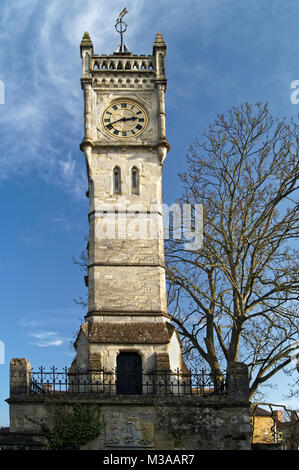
[80,140,93,182]
[157,140,170,165]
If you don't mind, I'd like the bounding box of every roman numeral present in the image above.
[136,124,142,130]
[122,132,127,137]
[121,103,127,108]
[113,129,119,135]
[139,118,144,122]
[112,105,118,110]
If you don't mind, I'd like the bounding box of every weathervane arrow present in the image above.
[115,7,130,53]
[118,7,128,20]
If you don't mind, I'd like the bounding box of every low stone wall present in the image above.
[0,428,47,450]
[5,394,251,450]
[2,360,251,450]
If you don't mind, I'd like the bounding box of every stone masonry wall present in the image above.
[88,265,167,313]
[3,360,251,450]
[6,395,251,450]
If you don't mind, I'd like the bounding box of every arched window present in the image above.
[113,167,121,194]
[116,352,142,394]
[131,167,139,194]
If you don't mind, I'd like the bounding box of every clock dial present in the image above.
[102,101,147,138]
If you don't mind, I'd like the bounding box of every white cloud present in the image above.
[0,0,150,197]
[50,215,72,233]
[0,0,236,197]
[36,339,64,348]
[0,4,114,185]
[30,331,57,339]
[18,307,83,348]
[29,331,64,348]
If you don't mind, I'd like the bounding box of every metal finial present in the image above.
[115,8,130,53]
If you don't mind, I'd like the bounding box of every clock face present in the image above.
[102,100,148,138]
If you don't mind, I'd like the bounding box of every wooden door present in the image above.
[116,352,142,394]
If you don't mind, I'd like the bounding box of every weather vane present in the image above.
[115,8,130,53]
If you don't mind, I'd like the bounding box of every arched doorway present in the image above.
[116,352,142,394]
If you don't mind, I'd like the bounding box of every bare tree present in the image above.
[165,102,299,399]
[72,236,88,310]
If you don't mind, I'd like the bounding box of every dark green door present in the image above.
[116,352,142,394]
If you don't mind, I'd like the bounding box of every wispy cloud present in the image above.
[0,0,148,197]
[18,306,83,348]
[2,0,292,199]
[50,215,72,233]
[29,331,64,348]
[1,0,227,197]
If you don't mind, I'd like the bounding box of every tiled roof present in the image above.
[250,406,272,417]
[78,321,175,344]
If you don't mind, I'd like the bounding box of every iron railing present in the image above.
[28,367,226,396]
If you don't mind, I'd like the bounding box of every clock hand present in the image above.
[123,116,137,122]
[109,116,137,126]
[109,117,124,125]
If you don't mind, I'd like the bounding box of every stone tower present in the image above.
[73,27,187,387]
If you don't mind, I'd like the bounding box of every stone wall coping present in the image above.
[0,428,44,436]
[6,394,250,407]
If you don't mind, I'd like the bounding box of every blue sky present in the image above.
[0,0,298,425]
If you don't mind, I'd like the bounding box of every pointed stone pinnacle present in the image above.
[153,32,166,48]
[80,31,93,48]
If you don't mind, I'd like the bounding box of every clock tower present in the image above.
[73,18,187,389]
